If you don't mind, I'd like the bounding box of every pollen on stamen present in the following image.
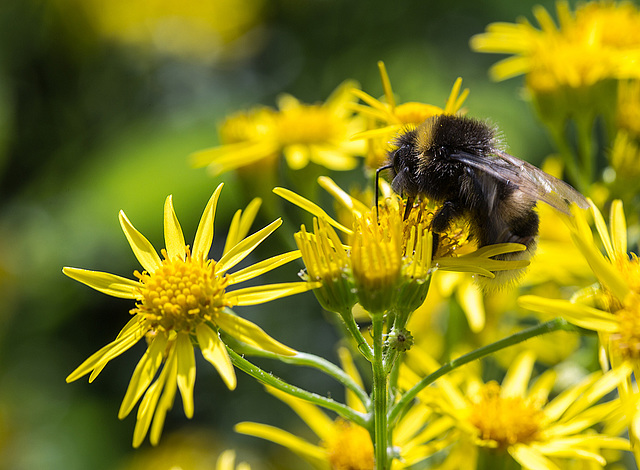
[468,382,542,448]
[611,298,640,360]
[322,420,374,470]
[132,247,228,333]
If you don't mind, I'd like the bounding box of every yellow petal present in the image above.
[190,141,278,172]
[310,147,358,171]
[226,281,319,307]
[132,347,176,448]
[176,332,196,418]
[456,278,484,333]
[591,200,616,261]
[509,444,560,470]
[273,187,353,235]
[227,250,302,285]
[610,200,627,259]
[196,323,236,390]
[337,347,366,412]
[193,183,224,261]
[118,332,168,419]
[66,319,146,383]
[318,176,370,216]
[62,267,139,299]
[527,370,557,404]
[543,372,601,422]
[216,219,282,274]
[518,296,619,333]
[234,422,328,467]
[223,198,262,255]
[562,363,632,420]
[150,349,179,446]
[501,351,535,398]
[132,375,163,448]
[216,450,237,470]
[215,310,297,356]
[283,144,309,170]
[266,386,335,441]
[119,211,162,273]
[163,195,186,261]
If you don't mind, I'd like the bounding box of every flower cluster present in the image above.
[63,2,640,468]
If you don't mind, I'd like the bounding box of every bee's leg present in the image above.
[432,232,440,256]
[403,196,415,220]
[431,201,459,233]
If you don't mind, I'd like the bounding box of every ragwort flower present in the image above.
[63,183,318,447]
[277,177,529,320]
[519,200,638,368]
[470,1,640,93]
[191,81,366,175]
[403,350,632,469]
[351,61,469,169]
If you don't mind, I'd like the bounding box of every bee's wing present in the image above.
[449,150,589,215]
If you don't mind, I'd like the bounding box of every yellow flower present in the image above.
[191,81,366,175]
[277,177,529,318]
[405,350,631,469]
[351,61,469,169]
[60,0,265,60]
[519,200,639,367]
[63,183,318,447]
[235,347,445,469]
[470,1,640,93]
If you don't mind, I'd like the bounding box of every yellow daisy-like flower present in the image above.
[191,81,366,175]
[404,350,631,469]
[470,0,640,93]
[519,200,638,368]
[351,61,469,169]
[235,347,445,469]
[277,176,530,319]
[63,183,318,447]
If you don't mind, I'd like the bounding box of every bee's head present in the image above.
[386,128,421,197]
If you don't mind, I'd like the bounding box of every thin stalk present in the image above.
[371,314,388,470]
[389,318,577,424]
[222,332,369,407]
[227,347,367,427]
[341,310,374,362]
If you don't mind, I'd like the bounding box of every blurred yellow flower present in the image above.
[191,81,366,175]
[59,0,265,60]
[471,0,640,93]
[406,351,631,469]
[519,200,639,368]
[63,183,318,447]
[351,62,469,169]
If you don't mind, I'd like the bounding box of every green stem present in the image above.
[371,314,388,470]
[575,113,595,187]
[388,318,577,425]
[222,332,370,407]
[340,309,374,362]
[548,125,587,194]
[227,347,367,427]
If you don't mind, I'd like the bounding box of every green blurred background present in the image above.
[0,0,562,468]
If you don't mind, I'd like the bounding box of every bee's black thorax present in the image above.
[385,114,539,250]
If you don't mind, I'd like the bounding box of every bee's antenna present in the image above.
[375,164,393,217]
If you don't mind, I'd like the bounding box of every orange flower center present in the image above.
[133,249,228,333]
[468,382,542,447]
[323,420,374,470]
[611,297,640,360]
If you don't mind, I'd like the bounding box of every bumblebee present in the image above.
[378,114,589,284]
